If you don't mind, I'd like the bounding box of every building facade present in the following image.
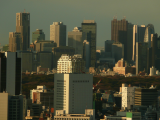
[0,92,26,120]
[52,46,75,68]
[144,24,155,48]
[50,22,66,47]
[136,42,148,75]
[112,42,124,62]
[54,74,93,114]
[57,54,85,73]
[32,29,45,43]
[68,27,85,56]
[0,52,21,95]
[81,20,96,68]
[9,32,22,52]
[16,10,30,50]
[35,40,57,52]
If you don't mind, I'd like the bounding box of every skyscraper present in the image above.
[16,10,30,50]
[111,18,128,43]
[0,52,21,95]
[50,22,66,47]
[144,24,155,48]
[132,25,146,61]
[9,32,22,52]
[136,42,148,75]
[147,34,160,72]
[111,18,133,62]
[32,29,45,43]
[81,20,96,68]
[54,74,93,114]
[68,27,85,56]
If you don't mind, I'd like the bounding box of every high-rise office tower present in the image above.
[81,20,96,68]
[111,18,128,43]
[132,25,146,61]
[16,10,30,50]
[32,29,45,43]
[147,34,160,72]
[136,42,148,75]
[0,52,21,95]
[144,24,155,48]
[9,32,22,52]
[54,74,93,114]
[50,22,66,47]
[111,18,133,62]
[68,27,85,56]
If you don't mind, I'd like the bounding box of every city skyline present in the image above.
[0,0,160,47]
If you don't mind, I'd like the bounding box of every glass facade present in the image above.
[81,22,96,68]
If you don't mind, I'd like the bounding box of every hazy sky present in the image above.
[0,0,160,47]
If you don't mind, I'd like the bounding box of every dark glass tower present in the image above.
[81,20,96,68]
[16,10,30,50]
[0,52,21,95]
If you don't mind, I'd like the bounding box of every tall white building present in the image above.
[121,83,137,110]
[50,22,66,47]
[57,54,85,73]
[68,27,85,56]
[54,74,93,114]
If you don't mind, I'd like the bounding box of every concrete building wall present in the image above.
[54,74,93,114]
[0,93,9,120]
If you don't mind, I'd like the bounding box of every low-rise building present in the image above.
[54,109,95,120]
[113,58,136,75]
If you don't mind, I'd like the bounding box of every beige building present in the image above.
[68,27,85,56]
[54,74,93,114]
[16,10,30,50]
[57,54,85,73]
[9,32,22,52]
[54,109,95,120]
[50,22,66,47]
[113,58,136,75]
